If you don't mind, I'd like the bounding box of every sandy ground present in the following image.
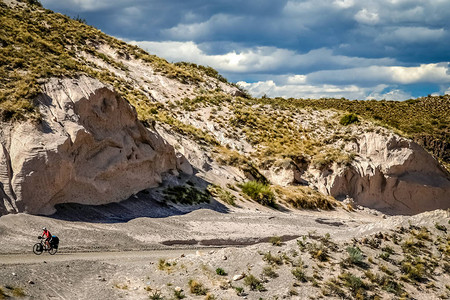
[0,196,448,299]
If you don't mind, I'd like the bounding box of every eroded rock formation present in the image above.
[0,76,178,215]
[265,132,450,215]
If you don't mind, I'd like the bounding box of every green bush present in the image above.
[240,181,275,207]
[345,246,365,266]
[339,113,359,125]
[215,268,227,276]
[163,185,210,205]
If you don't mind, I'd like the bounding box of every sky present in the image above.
[41,0,450,100]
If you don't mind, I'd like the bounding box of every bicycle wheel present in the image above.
[33,243,43,255]
[49,247,57,255]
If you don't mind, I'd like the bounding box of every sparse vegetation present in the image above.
[262,266,278,279]
[243,274,265,291]
[262,251,283,265]
[292,266,307,282]
[206,185,236,206]
[269,236,282,246]
[275,186,337,210]
[240,181,275,207]
[163,185,210,205]
[188,279,208,296]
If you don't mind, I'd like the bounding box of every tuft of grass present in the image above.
[308,243,329,262]
[262,251,283,265]
[234,286,245,296]
[269,236,282,246]
[435,223,447,232]
[188,279,208,296]
[275,186,337,210]
[292,267,307,282]
[206,184,236,206]
[204,293,216,300]
[243,274,265,291]
[262,266,278,279]
[149,290,164,300]
[240,181,275,207]
[158,258,171,271]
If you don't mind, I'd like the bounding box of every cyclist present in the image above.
[41,227,52,249]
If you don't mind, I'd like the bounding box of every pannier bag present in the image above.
[51,236,59,249]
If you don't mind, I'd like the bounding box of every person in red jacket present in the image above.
[42,227,52,249]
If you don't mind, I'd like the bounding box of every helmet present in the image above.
[42,227,46,230]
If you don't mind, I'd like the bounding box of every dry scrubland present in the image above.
[0,2,449,299]
[0,210,449,300]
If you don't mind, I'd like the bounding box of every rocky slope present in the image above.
[0,0,449,216]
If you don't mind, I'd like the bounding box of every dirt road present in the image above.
[0,248,213,265]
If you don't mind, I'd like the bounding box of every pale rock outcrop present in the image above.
[327,133,450,214]
[263,132,450,214]
[0,76,178,215]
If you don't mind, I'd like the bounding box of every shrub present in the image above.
[339,113,359,125]
[262,251,283,265]
[269,236,282,246]
[149,290,164,300]
[435,223,447,232]
[346,247,364,265]
[240,181,275,207]
[339,272,367,296]
[234,287,245,296]
[163,185,210,205]
[173,289,185,299]
[292,267,307,282]
[188,280,208,295]
[308,243,329,262]
[262,266,278,278]
[275,186,337,210]
[400,261,425,282]
[215,268,227,276]
[206,185,236,206]
[158,259,171,270]
[243,274,265,291]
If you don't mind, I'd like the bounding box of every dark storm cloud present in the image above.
[40,0,450,100]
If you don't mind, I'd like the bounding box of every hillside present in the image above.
[0,0,449,216]
[0,2,449,300]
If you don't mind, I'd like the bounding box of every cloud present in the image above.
[354,8,379,24]
[306,63,450,85]
[238,80,414,101]
[377,26,445,43]
[133,40,397,74]
[41,0,450,100]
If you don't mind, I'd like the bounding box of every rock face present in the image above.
[310,133,450,215]
[0,76,178,215]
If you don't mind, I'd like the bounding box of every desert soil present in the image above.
[0,196,448,299]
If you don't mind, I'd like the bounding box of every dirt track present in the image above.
[0,248,209,265]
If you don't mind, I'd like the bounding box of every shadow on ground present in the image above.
[48,175,230,223]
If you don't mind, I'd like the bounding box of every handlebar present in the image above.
[38,236,43,239]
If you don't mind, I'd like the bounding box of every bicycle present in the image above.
[33,236,58,255]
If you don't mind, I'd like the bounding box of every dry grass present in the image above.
[275,186,338,210]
